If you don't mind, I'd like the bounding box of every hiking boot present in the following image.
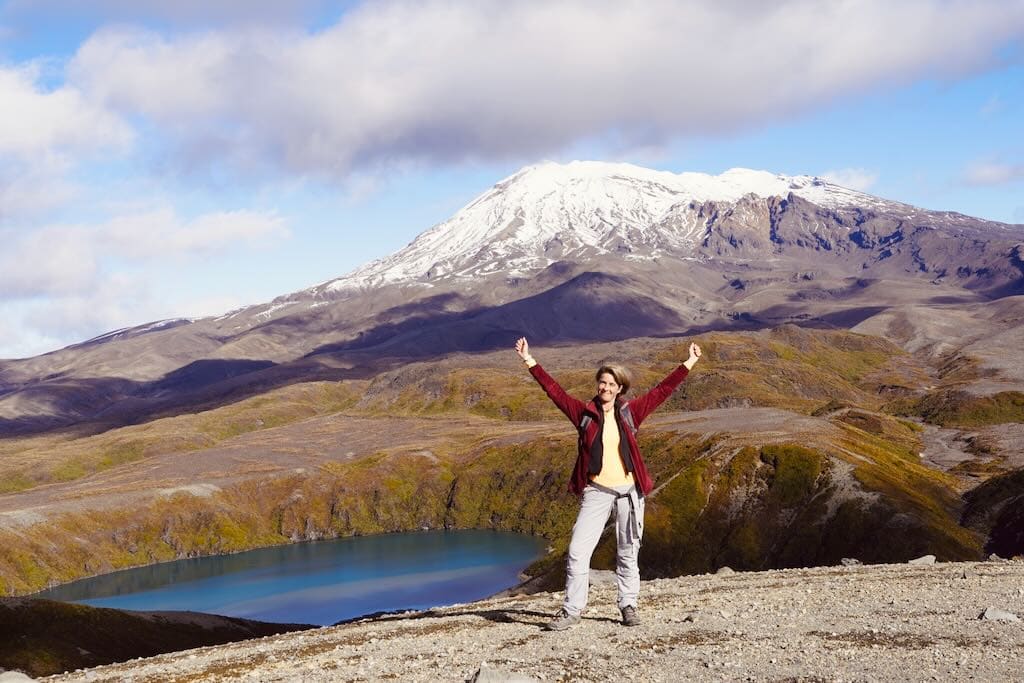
[544,608,581,631]
[620,605,641,627]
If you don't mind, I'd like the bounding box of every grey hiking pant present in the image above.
[563,482,645,616]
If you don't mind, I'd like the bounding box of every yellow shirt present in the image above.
[591,409,634,487]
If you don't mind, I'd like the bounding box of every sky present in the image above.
[1,0,1023,360]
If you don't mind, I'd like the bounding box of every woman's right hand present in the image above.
[684,342,702,370]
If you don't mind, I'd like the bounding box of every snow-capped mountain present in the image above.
[3,159,1023,435]
[313,161,900,293]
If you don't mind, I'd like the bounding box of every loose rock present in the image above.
[980,607,1020,622]
[470,662,539,682]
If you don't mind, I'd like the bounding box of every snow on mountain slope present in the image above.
[310,161,898,295]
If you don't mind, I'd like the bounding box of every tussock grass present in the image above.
[351,328,904,422]
[648,329,900,414]
[0,381,366,492]
[911,390,1024,428]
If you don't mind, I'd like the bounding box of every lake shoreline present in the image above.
[31,528,547,626]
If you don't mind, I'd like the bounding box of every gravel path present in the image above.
[40,560,1024,682]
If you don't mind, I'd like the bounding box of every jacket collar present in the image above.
[586,396,623,418]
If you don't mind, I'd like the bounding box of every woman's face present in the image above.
[596,372,621,406]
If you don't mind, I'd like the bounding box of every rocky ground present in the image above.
[31,558,1024,682]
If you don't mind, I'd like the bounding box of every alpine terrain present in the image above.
[1,161,1023,676]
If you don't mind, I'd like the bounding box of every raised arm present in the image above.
[515,337,586,425]
[628,342,702,424]
[515,336,536,367]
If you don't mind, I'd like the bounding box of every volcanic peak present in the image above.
[313,161,899,295]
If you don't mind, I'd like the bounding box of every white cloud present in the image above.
[821,168,879,192]
[0,273,159,359]
[0,313,65,360]
[101,207,291,257]
[962,160,1024,186]
[0,207,289,300]
[20,273,152,342]
[0,205,288,358]
[0,225,101,297]
[0,63,131,223]
[0,157,78,222]
[0,63,131,159]
[66,0,1024,179]
[69,29,239,122]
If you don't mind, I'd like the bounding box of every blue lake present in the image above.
[35,530,546,626]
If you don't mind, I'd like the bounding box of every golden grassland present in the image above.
[889,389,1024,428]
[0,327,1014,596]
[0,381,368,494]
[354,327,900,422]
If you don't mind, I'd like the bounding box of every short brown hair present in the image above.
[595,364,632,396]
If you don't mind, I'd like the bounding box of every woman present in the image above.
[514,336,702,630]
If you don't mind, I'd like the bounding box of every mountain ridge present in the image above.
[1,160,1022,435]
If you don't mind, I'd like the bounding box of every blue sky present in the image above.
[1,0,1023,360]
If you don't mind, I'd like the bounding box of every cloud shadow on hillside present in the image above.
[1,274,907,438]
[0,358,352,438]
[305,271,700,360]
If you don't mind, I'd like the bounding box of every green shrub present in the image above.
[761,444,823,508]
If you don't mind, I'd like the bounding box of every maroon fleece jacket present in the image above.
[528,362,690,496]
